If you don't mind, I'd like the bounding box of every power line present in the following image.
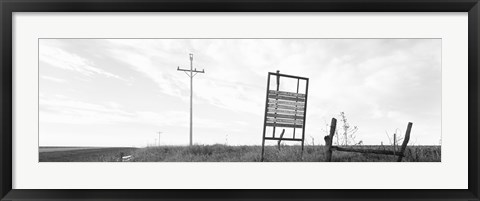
[177,53,205,146]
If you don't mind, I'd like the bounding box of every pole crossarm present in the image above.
[177,67,205,75]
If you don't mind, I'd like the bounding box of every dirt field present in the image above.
[39,147,137,162]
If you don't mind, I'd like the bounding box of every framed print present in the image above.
[1,0,479,200]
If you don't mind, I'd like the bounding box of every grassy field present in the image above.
[39,145,440,162]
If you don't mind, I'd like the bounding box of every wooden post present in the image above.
[272,70,280,138]
[324,118,337,162]
[393,133,396,156]
[119,152,124,162]
[260,74,272,162]
[397,122,413,162]
[277,129,286,150]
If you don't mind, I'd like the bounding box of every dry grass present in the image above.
[131,145,441,162]
[39,145,440,162]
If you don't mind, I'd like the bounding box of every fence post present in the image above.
[393,133,396,156]
[277,129,286,150]
[324,118,337,162]
[397,122,413,162]
[119,152,124,162]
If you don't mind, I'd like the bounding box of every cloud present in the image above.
[40,75,66,83]
[40,96,134,124]
[40,44,126,80]
[105,40,265,116]
[106,45,188,99]
[39,39,442,146]
[39,95,187,127]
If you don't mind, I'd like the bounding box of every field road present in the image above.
[39,147,110,153]
[39,147,138,162]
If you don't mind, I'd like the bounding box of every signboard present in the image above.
[266,117,303,124]
[267,108,304,115]
[268,99,305,106]
[268,94,305,102]
[261,71,309,161]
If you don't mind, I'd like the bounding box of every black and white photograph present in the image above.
[38,39,441,162]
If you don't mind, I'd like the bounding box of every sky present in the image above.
[39,39,441,147]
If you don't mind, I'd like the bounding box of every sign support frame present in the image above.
[260,71,309,162]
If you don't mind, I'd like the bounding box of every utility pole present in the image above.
[158,131,162,146]
[177,53,205,146]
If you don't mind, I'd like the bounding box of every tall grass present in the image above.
[39,145,441,162]
[128,145,440,162]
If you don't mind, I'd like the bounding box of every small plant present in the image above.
[330,112,359,146]
[385,128,404,154]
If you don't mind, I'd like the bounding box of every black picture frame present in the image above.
[1,0,479,200]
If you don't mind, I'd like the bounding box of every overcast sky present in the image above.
[39,39,441,147]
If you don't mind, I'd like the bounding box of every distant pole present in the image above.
[177,53,205,146]
[158,131,162,146]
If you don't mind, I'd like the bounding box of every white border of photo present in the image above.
[12,12,467,189]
